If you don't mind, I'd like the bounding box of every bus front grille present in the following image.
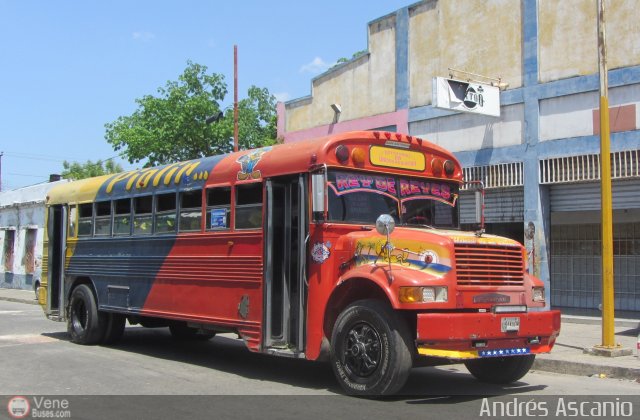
[454,243,524,287]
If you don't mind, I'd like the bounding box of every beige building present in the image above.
[278,0,640,313]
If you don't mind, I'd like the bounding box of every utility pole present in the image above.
[590,0,630,357]
[0,151,3,192]
[234,45,239,153]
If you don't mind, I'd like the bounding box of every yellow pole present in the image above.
[597,0,615,348]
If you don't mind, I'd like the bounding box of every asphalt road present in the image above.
[1,300,638,419]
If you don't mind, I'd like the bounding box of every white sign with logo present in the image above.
[432,77,500,117]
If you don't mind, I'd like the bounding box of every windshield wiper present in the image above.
[402,222,435,229]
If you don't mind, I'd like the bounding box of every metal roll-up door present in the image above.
[549,179,640,212]
[459,187,524,224]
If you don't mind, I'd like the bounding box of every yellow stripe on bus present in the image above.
[417,347,479,359]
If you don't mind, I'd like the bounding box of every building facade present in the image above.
[0,179,69,293]
[278,0,640,313]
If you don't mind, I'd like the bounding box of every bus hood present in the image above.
[344,227,523,277]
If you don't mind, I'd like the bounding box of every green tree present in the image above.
[105,61,277,167]
[332,50,368,68]
[61,159,123,180]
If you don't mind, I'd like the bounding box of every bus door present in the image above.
[264,174,308,354]
[47,205,67,319]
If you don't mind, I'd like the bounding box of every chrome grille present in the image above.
[454,243,524,286]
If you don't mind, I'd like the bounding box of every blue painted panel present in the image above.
[66,236,177,311]
[96,155,226,201]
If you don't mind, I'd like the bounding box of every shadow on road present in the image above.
[43,326,547,400]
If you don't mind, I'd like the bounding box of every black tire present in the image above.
[330,299,413,396]
[102,313,126,345]
[169,323,215,341]
[464,354,535,384]
[67,284,107,345]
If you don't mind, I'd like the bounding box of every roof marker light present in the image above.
[335,145,349,164]
[444,160,455,176]
[352,147,365,166]
[432,158,443,176]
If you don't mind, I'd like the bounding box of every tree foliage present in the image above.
[332,50,368,68]
[105,61,277,167]
[61,159,123,180]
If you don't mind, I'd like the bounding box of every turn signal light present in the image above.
[399,286,448,303]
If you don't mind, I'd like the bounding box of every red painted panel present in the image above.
[593,104,637,134]
[417,310,561,342]
[141,232,264,351]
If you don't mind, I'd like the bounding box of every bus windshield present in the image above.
[327,170,459,228]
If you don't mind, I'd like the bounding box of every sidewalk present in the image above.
[533,314,640,381]
[1,287,638,381]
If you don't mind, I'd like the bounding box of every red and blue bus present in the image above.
[40,130,560,395]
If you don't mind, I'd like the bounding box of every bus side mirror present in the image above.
[311,173,325,223]
[375,214,395,236]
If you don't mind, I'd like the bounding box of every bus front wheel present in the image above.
[67,284,107,345]
[464,354,535,384]
[330,299,412,396]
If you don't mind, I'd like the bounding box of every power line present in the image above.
[3,151,125,163]
[7,172,50,178]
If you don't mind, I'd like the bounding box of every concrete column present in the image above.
[522,0,552,308]
[395,7,409,111]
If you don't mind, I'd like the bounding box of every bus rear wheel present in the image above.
[68,284,107,345]
[330,299,412,396]
[464,354,535,384]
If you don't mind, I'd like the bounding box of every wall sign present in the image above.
[433,77,500,117]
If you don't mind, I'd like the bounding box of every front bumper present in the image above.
[416,310,561,360]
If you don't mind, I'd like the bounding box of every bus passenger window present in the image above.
[134,196,153,235]
[206,187,231,230]
[154,193,177,234]
[235,183,262,229]
[78,203,93,236]
[179,190,202,232]
[68,205,77,238]
[94,201,112,236]
[114,198,132,236]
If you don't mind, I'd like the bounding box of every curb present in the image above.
[533,357,640,381]
[0,296,39,306]
[561,315,640,329]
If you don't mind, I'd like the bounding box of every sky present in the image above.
[0,0,412,191]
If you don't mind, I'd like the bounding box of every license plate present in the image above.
[501,316,520,332]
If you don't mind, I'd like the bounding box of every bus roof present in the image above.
[47,131,462,205]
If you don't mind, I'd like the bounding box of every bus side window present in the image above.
[134,196,153,235]
[68,205,78,238]
[78,203,93,237]
[179,190,202,232]
[94,201,112,236]
[114,198,132,236]
[155,193,177,234]
[235,183,262,230]
[206,187,231,230]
